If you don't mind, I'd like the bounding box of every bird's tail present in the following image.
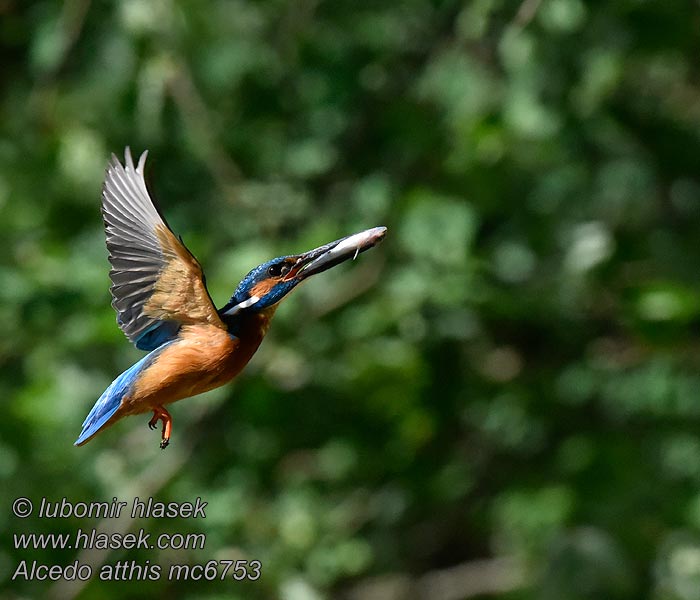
[74,349,165,446]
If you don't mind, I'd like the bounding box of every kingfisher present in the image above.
[75,148,386,449]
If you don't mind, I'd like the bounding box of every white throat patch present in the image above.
[222,295,261,316]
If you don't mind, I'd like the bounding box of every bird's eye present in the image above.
[268,263,291,277]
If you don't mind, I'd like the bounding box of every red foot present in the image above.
[147,406,172,450]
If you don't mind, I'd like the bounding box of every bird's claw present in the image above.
[149,406,172,449]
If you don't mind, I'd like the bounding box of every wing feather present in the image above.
[102,148,225,350]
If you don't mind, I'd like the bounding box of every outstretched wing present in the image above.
[102,148,225,351]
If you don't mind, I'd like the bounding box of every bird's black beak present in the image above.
[284,226,387,282]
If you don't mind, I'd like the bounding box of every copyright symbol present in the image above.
[13,497,33,518]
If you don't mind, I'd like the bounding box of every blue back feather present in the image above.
[134,321,181,351]
[74,341,175,445]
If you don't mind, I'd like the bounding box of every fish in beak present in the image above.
[284,226,387,282]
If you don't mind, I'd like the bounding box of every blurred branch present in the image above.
[343,556,527,600]
[35,0,91,83]
[513,0,542,28]
[28,0,91,115]
[310,256,386,319]
[58,0,92,68]
[167,62,243,195]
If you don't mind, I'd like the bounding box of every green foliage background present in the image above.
[3,0,700,598]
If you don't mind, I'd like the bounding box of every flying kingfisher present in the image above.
[75,148,386,449]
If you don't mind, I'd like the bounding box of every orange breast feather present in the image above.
[120,324,260,415]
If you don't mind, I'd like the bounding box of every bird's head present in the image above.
[220,226,387,319]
